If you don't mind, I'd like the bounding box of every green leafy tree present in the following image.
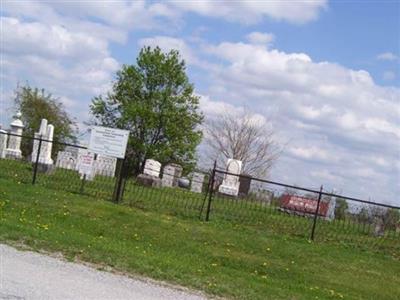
[14,85,77,157]
[90,46,203,175]
[335,198,348,220]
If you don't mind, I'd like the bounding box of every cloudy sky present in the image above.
[1,0,399,205]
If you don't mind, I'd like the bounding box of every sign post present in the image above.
[88,126,130,203]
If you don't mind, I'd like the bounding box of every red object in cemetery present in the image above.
[280,194,329,217]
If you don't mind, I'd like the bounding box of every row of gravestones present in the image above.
[137,158,245,196]
[138,159,206,193]
[55,147,117,180]
[0,114,117,179]
[1,114,242,196]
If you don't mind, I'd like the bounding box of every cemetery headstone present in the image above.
[137,159,162,187]
[190,172,205,193]
[171,164,183,186]
[143,159,161,177]
[0,128,8,159]
[373,217,385,237]
[178,177,190,189]
[94,155,117,177]
[31,119,54,166]
[326,197,336,221]
[5,112,24,159]
[239,174,251,196]
[56,151,77,170]
[161,164,175,187]
[254,189,274,204]
[218,159,242,196]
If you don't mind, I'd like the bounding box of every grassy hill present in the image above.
[0,176,399,299]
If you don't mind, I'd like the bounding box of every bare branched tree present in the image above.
[204,108,280,177]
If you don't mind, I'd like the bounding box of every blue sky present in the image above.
[1,0,399,205]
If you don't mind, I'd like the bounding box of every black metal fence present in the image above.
[0,131,399,253]
[204,167,399,252]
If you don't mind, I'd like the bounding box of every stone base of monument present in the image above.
[137,174,162,187]
[218,185,239,197]
[5,150,22,160]
[35,163,55,174]
[178,177,190,189]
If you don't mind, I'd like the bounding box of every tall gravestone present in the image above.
[31,119,54,165]
[190,172,205,193]
[218,159,242,196]
[0,127,8,159]
[326,197,336,221]
[5,112,24,159]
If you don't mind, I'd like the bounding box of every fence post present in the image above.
[310,185,323,241]
[112,157,126,203]
[32,135,43,185]
[205,160,217,222]
[80,174,87,194]
[198,167,213,219]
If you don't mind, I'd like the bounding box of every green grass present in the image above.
[0,177,399,299]
[1,158,399,256]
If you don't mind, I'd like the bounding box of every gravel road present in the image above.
[0,244,207,300]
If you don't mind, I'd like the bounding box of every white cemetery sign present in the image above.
[77,152,94,178]
[89,126,129,158]
[218,159,242,196]
[143,159,161,178]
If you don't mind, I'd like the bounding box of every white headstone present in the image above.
[218,159,242,196]
[94,155,117,177]
[56,151,77,170]
[162,164,175,187]
[191,172,204,193]
[5,112,24,159]
[31,119,54,165]
[326,197,336,221]
[0,129,8,159]
[143,159,161,178]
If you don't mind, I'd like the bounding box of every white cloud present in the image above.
[0,5,122,130]
[194,40,400,204]
[168,0,327,24]
[383,71,396,81]
[377,52,398,61]
[1,17,108,60]
[138,36,199,65]
[246,32,275,45]
[288,146,333,162]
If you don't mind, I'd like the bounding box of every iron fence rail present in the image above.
[0,131,399,253]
